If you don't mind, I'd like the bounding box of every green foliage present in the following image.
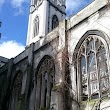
[80,97,110,110]
[38,107,49,110]
[52,83,61,91]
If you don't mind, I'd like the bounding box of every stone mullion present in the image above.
[101,42,109,96]
[98,49,108,96]
[106,49,110,96]
[77,57,82,101]
[14,88,18,110]
[85,45,90,100]
[12,90,16,110]
[11,92,15,110]
[94,39,101,98]
[36,76,41,109]
[33,70,37,110]
[40,73,46,108]
[16,87,20,110]
[46,73,51,108]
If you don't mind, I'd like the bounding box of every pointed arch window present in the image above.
[34,0,42,7]
[33,16,39,37]
[77,34,109,101]
[37,0,42,6]
[36,56,55,109]
[52,15,59,30]
[34,0,37,6]
[10,71,23,110]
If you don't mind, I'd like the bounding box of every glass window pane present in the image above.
[87,37,94,53]
[52,15,59,30]
[90,81,99,99]
[88,52,97,81]
[33,16,39,37]
[81,55,88,101]
[95,38,101,50]
[88,52,99,99]
[97,45,109,97]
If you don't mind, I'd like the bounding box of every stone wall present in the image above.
[0,20,67,110]
[1,0,110,110]
[67,0,110,109]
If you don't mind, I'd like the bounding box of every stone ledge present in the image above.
[67,0,108,30]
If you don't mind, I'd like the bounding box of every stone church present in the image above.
[0,0,110,110]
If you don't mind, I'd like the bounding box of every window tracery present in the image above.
[78,35,109,101]
[35,0,42,7]
[34,0,37,6]
[10,71,23,110]
[36,56,55,109]
[33,16,39,37]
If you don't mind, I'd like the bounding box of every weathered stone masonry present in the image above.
[0,20,67,110]
[1,0,110,110]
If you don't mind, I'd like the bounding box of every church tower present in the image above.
[26,0,66,46]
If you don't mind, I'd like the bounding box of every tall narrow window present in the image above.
[52,15,59,30]
[36,56,55,109]
[37,0,42,6]
[33,16,39,37]
[34,0,37,6]
[10,71,23,110]
[77,35,109,101]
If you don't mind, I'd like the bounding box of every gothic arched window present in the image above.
[10,71,23,110]
[52,15,59,30]
[76,33,109,101]
[37,0,42,6]
[36,56,55,109]
[33,16,39,37]
[34,0,37,6]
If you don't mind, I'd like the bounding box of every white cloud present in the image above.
[11,0,26,8]
[0,0,5,9]
[10,0,29,15]
[0,40,25,59]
